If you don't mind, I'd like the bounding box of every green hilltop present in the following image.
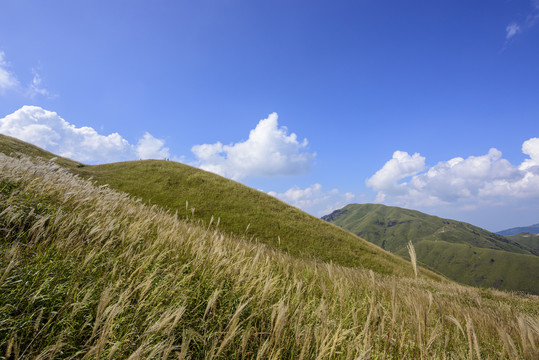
[322,203,539,294]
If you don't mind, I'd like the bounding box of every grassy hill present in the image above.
[1,151,538,358]
[73,161,411,275]
[0,133,82,169]
[322,203,539,294]
[0,134,431,280]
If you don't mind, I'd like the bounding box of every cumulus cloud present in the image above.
[366,139,539,209]
[519,137,539,170]
[0,106,170,163]
[268,184,355,216]
[136,132,170,160]
[0,51,20,94]
[366,151,425,201]
[506,23,521,39]
[192,113,315,180]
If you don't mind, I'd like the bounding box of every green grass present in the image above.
[73,160,418,277]
[0,134,81,169]
[0,133,435,280]
[1,154,538,359]
[323,203,539,294]
[397,240,539,294]
[508,233,539,253]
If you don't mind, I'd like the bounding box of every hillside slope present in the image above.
[508,233,539,253]
[1,152,538,359]
[0,134,428,280]
[322,203,539,294]
[0,133,81,169]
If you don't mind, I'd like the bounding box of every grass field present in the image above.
[1,154,538,359]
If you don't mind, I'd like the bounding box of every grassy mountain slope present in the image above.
[1,154,538,359]
[74,161,408,275]
[397,240,539,294]
[0,134,428,279]
[323,203,539,294]
[508,233,539,253]
[0,134,81,169]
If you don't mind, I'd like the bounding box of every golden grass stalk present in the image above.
[407,240,418,278]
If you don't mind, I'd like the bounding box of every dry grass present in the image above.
[0,154,538,359]
[407,241,418,279]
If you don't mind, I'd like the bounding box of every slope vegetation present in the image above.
[508,233,539,253]
[0,134,426,279]
[323,204,539,294]
[1,154,538,358]
[0,133,81,169]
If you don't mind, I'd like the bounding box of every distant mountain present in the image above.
[497,223,539,236]
[322,203,539,294]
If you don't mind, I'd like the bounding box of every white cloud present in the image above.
[504,2,539,42]
[0,51,20,94]
[519,137,539,170]
[366,151,425,201]
[366,139,539,209]
[506,23,521,39]
[136,132,170,160]
[0,106,170,163]
[192,112,315,180]
[0,51,53,97]
[269,184,355,216]
[27,70,53,98]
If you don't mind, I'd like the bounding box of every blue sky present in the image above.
[1,0,538,231]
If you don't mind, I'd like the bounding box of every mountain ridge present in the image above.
[497,223,539,236]
[322,203,539,294]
